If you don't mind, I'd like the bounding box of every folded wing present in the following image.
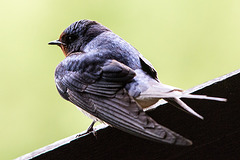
[55,54,192,145]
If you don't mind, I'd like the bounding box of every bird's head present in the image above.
[48,20,110,56]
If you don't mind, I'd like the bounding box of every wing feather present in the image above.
[68,89,192,145]
[55,55,192,145]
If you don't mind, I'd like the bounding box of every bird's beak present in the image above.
[48,40,63,46]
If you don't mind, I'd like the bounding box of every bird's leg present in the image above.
[76,120,97,138]
[86,120,97,136]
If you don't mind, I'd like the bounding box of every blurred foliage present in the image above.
[0,0,240,159]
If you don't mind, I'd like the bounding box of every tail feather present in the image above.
[180,94,227,102]
[139,86,226,119]
[165,98,204,119]
[140,91,226,102]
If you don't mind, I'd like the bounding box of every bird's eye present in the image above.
[64,35,77,43]
[67,36,72,41]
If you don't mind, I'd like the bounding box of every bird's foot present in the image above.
[76,120,97,138]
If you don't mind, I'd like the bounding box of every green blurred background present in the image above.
[1,0,240,159]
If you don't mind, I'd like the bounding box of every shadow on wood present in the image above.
[17,69,240,160]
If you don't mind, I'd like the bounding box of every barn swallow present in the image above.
[49,20,226,146]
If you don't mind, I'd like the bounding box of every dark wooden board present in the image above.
[17,69,240,160]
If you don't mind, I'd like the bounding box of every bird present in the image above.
[49,19,226,146]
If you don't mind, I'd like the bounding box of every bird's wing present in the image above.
[55,54,192,145]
